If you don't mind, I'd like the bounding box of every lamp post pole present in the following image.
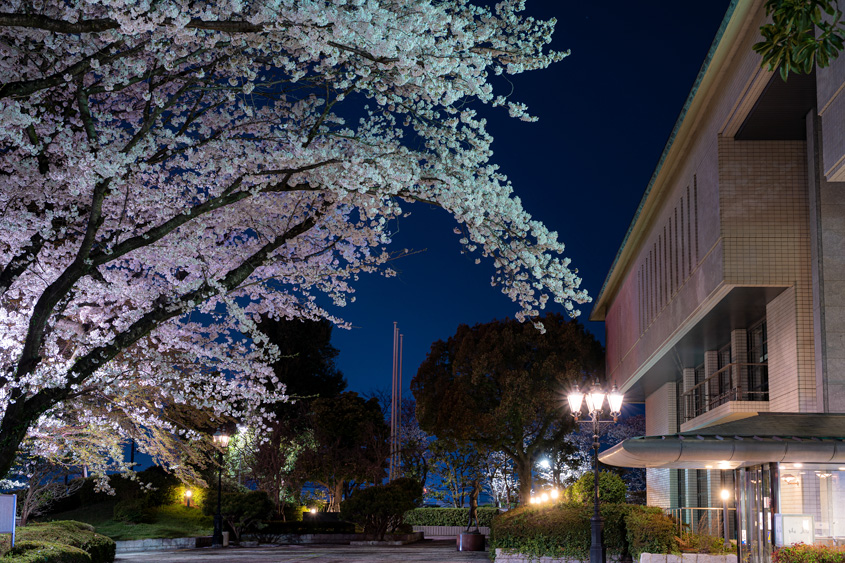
[590,412,604,563]
[567,381,624,563]
[212,429,230,548]
[721,489,731,549]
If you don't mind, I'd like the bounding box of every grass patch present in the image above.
[41,503,212,541]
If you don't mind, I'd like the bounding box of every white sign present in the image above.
[0,494,15,546]
[774,514,814,547]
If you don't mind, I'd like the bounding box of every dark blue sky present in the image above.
[329,1,734,402]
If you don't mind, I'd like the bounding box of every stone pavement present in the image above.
[115,539,491,562]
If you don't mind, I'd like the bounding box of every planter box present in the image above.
[493,550,736,563]
[639,555,737,563]
[412,525,490,537]
[115,532,229,554]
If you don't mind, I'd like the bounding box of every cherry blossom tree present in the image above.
[0,0,588,478]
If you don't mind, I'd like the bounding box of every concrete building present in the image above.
[591,1,845,561]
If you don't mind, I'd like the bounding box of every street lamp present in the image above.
[212,429,231,548]
[567,381,624,563]
[720,489,731,549]
[185,489,192,508]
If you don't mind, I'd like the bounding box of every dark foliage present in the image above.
[340,477,423,540]
[201,490,273,541]
[412,313,604,502]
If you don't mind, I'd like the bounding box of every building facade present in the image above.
[591,1,845,561]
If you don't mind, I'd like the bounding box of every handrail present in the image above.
[681,362,768,397]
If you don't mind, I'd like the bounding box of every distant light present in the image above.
[530,497,537,505]
[540,493,549,503]
[550,489,559,500]
[720,489,730,501]
[793,463,803,468]
[185,490,192,498]
[705,465,713,469]
[310,508,317,514]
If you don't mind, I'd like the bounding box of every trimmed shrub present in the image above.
[16,521,115,563]
[490,501,592,560]
[112,498,153,524]
[340,477,423,540]
[3,540,91,563]
[772,543,845,563]
[624,507,678,558]
[490,502,656,560]
[403,507,499,528]
[566,471,627,505]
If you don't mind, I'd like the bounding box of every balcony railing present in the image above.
[682,362,768,422]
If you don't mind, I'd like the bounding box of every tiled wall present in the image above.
[718,139,816,412]
[645,382,678,508]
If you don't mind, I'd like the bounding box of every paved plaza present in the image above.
[115,539,491,562]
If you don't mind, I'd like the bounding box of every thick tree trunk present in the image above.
[329,480,344,512]
[0,401,41,478]
[516,456,533,504]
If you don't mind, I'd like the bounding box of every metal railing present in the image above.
[682,363,768,422]
[665,507,736,538]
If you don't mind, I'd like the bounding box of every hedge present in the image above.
[490,503,678,561]
[772,544,845,563]
[254,520,356,534]
[404,507,499,528]
[14,521,115,563]
[3,541,91,563]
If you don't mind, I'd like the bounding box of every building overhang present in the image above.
[600,413,845,469]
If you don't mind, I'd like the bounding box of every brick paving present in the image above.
[115,539,491,562]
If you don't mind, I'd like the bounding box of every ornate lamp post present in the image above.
[567,381,624,563]
[212,429,231,548]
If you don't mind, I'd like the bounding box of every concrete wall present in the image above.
[808,111,845,413]
[816,0,845,181]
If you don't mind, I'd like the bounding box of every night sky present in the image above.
[328,1,735,403]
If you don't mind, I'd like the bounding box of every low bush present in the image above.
[490,501,592,560]
[490,502,664,560]
[403,507,499,528]
[772,543,845,563]
[12,521,115,563]
[624,507,678,558]
[112,499,153,524]
[340,477,423,540]
[565,471,627,505]
[3,540,91,563]
[677,532,736,555]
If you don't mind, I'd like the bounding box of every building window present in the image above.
[747,319,769,400]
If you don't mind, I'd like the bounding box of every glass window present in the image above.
[775,463,845,546]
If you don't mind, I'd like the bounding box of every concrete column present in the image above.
[682,367,696,423]
[704,351,719,413]
[731,329,748,400]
